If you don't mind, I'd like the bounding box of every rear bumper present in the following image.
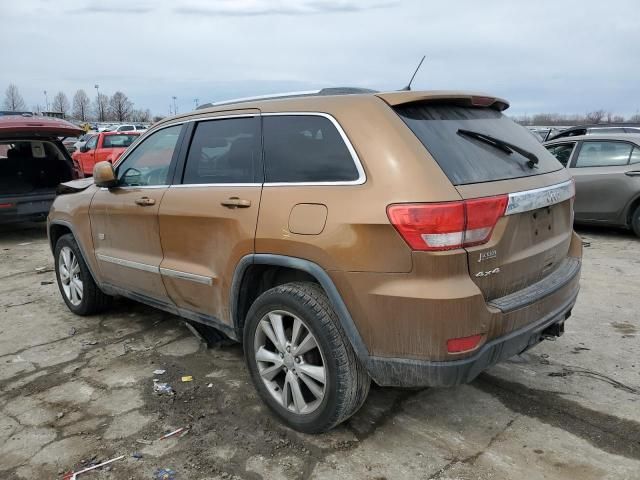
[0,193,55,224]
[365,287,578,387]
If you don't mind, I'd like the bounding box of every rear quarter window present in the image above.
[263,115,360,183]
[394,104,563,185]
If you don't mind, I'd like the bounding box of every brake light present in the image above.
[447,334,483,353]
[0,203,15,209]
[387,194,508,251]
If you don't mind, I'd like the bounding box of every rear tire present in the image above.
[244,282,370,433]
[54,233,111,315]
[631,206,640,237]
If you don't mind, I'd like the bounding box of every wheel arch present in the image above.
[624,193,640,227]
[231,254,371,363]
[48,220,100,285]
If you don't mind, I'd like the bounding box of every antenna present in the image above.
[401,55,426,91]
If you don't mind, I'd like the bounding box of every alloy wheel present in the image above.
[59,246,83,306]
[253,310,327,414]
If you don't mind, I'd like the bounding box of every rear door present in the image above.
[89,124,184,300]
[158,110,262,324]
[394,102,573,300]
[568,140,637,224]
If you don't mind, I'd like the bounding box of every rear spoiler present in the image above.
[375,91,509,111]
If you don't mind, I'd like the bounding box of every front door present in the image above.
[158,112,262,325]
[569,140,638,223]
[89,124,184,300]
[76,134,98,175]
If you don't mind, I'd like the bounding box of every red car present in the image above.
[0,115,83,223]
[73,131,140,176]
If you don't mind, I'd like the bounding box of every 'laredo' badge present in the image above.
[478,249,497,262]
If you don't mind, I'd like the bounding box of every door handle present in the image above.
[135,196,156,206]
[221,197,251,208]
[624,171,640,177]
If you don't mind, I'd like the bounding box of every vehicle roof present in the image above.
[154,90,509,129]
[544,133,640,144]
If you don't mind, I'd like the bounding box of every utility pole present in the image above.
[194,98,199,109]
[172,96,178,115]
[43,90,49,112]
[94,84,103,122]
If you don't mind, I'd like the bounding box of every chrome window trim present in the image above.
[505,180,574,216]
[99,185,168,191]
[160,267,214,286]
[96,254,158,274]
[261,112,366,187]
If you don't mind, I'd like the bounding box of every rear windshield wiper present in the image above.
[457,129,539,168]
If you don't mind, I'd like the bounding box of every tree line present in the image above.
[515,111,640,126]
[2,83,153,123]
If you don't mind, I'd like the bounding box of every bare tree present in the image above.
[629,113,640,123]
[585,110,606,124]
[109,91,133,122]
[3,83,27,111]
[94,93,109,121]
[72,89,91,121]
[130,108,152,123]
[51,91,70,117]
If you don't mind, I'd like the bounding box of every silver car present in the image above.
[545,134,640,236]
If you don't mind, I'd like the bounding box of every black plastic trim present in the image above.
[488,257,581,312]
[367,289,579,387]
[230,254,370,359]
[102,282,238,340]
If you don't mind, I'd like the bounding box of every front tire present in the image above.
[244,282,370,433]
[54,233,111,315]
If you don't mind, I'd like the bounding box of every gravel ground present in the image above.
[0,222,638,479]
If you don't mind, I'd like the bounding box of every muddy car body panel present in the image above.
[49,89,581,431]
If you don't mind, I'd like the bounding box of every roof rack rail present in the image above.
[196,87,377,110]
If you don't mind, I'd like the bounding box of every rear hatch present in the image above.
[0,116,83,139]
[388,95,573,301]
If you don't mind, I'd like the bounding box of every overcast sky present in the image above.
[2,0,638,117]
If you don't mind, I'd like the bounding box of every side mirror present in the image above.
[79,145,89,153]
[93,161,118,188]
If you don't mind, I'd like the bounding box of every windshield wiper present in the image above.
[457,129,539,168]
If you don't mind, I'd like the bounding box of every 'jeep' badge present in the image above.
[478,249,497,262]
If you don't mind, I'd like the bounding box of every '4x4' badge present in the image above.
[475,267,501,278]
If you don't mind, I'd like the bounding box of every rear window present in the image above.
[394,104,563,185]
[103,134,138,148]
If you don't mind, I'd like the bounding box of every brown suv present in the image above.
[48,89,582,433]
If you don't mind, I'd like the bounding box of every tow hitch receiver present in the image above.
[542,321,565,340]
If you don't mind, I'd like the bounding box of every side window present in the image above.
[263,115,360,183]
[545,143,575,167]
[116,125,181,186]
[182,117,261,184]
[630,147,640,165]
[85,135,98,150]
[575,141,633,168]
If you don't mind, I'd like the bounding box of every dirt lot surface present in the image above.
[1,222,639,480]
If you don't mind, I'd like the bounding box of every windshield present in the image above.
[394,104,563,185]
[103,134,138,148]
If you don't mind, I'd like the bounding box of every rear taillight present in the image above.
[387,194,508,251]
